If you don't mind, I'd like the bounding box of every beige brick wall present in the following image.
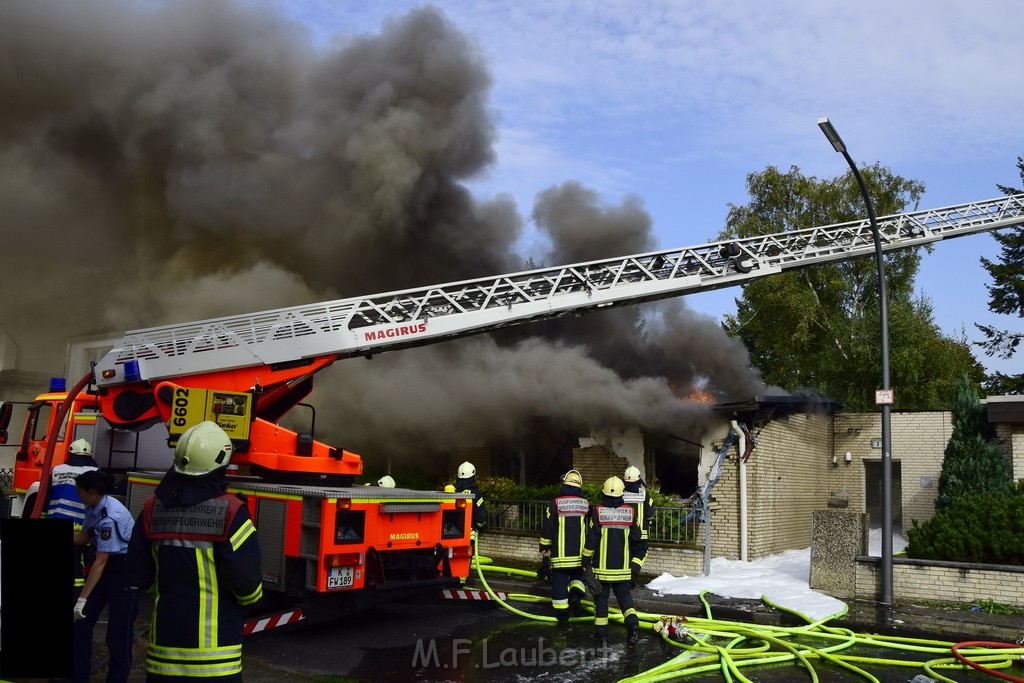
[709,412,834,560]
[572,445,629,484]
[998,423,1024,481]
[855,557,1024,607]
[830,411,952,527]
[479,531,538,560]
[892,411,952,525]
[468,406,1015,569]
[706,410,958,561]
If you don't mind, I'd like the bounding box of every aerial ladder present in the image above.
[87,192,1024,479]
[5,193,1023,624]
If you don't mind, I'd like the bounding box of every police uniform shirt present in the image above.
[83,495,134,554]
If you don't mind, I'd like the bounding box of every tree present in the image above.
[721,165,985,410]
[906,481,1024,565]
[935,375,1011,511]
[978,156,1024,393]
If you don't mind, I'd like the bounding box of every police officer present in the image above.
[539,469,589,625]
[623,465,654,541]
[582,476,647,647]
[127,421,263,681]
[73,468,139,683]
[455,461,486,544]
[46,438,98,593]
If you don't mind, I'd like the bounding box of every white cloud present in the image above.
[277,0,1024,376]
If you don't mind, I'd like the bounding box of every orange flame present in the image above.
[687,388,715,404]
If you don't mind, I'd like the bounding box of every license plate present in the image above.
[327,565,354,589]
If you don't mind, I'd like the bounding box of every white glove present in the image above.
[74,596,88,621]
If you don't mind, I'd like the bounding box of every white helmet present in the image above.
[457,461,476,479]
[624,465,641,482]
[174,421,233,477]
[69,439,92,457]
[602,476,625,497]
[562,469,583,488]
[377,475,396,488]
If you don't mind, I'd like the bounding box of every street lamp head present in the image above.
[817,116,847,154]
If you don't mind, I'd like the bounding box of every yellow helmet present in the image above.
[69,438,93,457]
[174,421,233,477]
[602,476,625,497]
[457,461,476,479]
[562,469,583,488]
[444,484,456,493]
[624,465,641,482]
[377,475,396,488]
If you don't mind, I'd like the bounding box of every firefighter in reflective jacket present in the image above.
[622,465,654,541]
[539,470,588,624]
[455,461,486,544]
[582,476,647,647]
[127,422,263,681]
[45,438,98,591]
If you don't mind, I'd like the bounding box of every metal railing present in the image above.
[484,498,707,545]
[0,467,12,492]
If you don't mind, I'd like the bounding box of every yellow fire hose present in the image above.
[465,551,1024,682]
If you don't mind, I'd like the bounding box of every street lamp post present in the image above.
[817,116,894,607]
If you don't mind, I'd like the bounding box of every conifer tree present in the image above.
[935,375,1011,510]
[978,156,1024,393]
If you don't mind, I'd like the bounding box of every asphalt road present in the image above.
[244,596,671,683]
[8,573,1024,682]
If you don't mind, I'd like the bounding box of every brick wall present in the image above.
[1014,426,1024,481]
[996,423,1024,482]
[572,444,629,484]
[705,410,962,561]
[448,446,493,478]
[465,407,1012,569]
[479,531,538,560]
[855,557,1024,607]
[891,411,952,525]
[709,412,833,560]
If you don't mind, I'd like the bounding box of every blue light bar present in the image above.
[49,377,67,392]
[123,360,141,383]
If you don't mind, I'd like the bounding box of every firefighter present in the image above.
[377,475,396,488]
[127,421,263,682]
[45,438,98,593]
[455,461,486,543]
[582,476,647,647]
[623,465,654,541]
[539,469,589,625]
[73,468,139,683]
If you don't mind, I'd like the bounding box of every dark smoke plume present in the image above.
[0,1,764,464]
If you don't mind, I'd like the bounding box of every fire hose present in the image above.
[467,552,1024,682]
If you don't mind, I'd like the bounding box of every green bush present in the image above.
[906,480,1024,565]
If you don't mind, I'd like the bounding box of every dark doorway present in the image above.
[651,434,701,498]
[864,460,902,530]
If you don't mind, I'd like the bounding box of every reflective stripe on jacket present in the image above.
[540,495,589,568]
[582,504,647,582]
[129,491,263,679]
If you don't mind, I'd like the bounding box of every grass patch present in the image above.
[909,598,1024,615]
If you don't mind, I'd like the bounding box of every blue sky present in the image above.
[277,0,1024,377]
